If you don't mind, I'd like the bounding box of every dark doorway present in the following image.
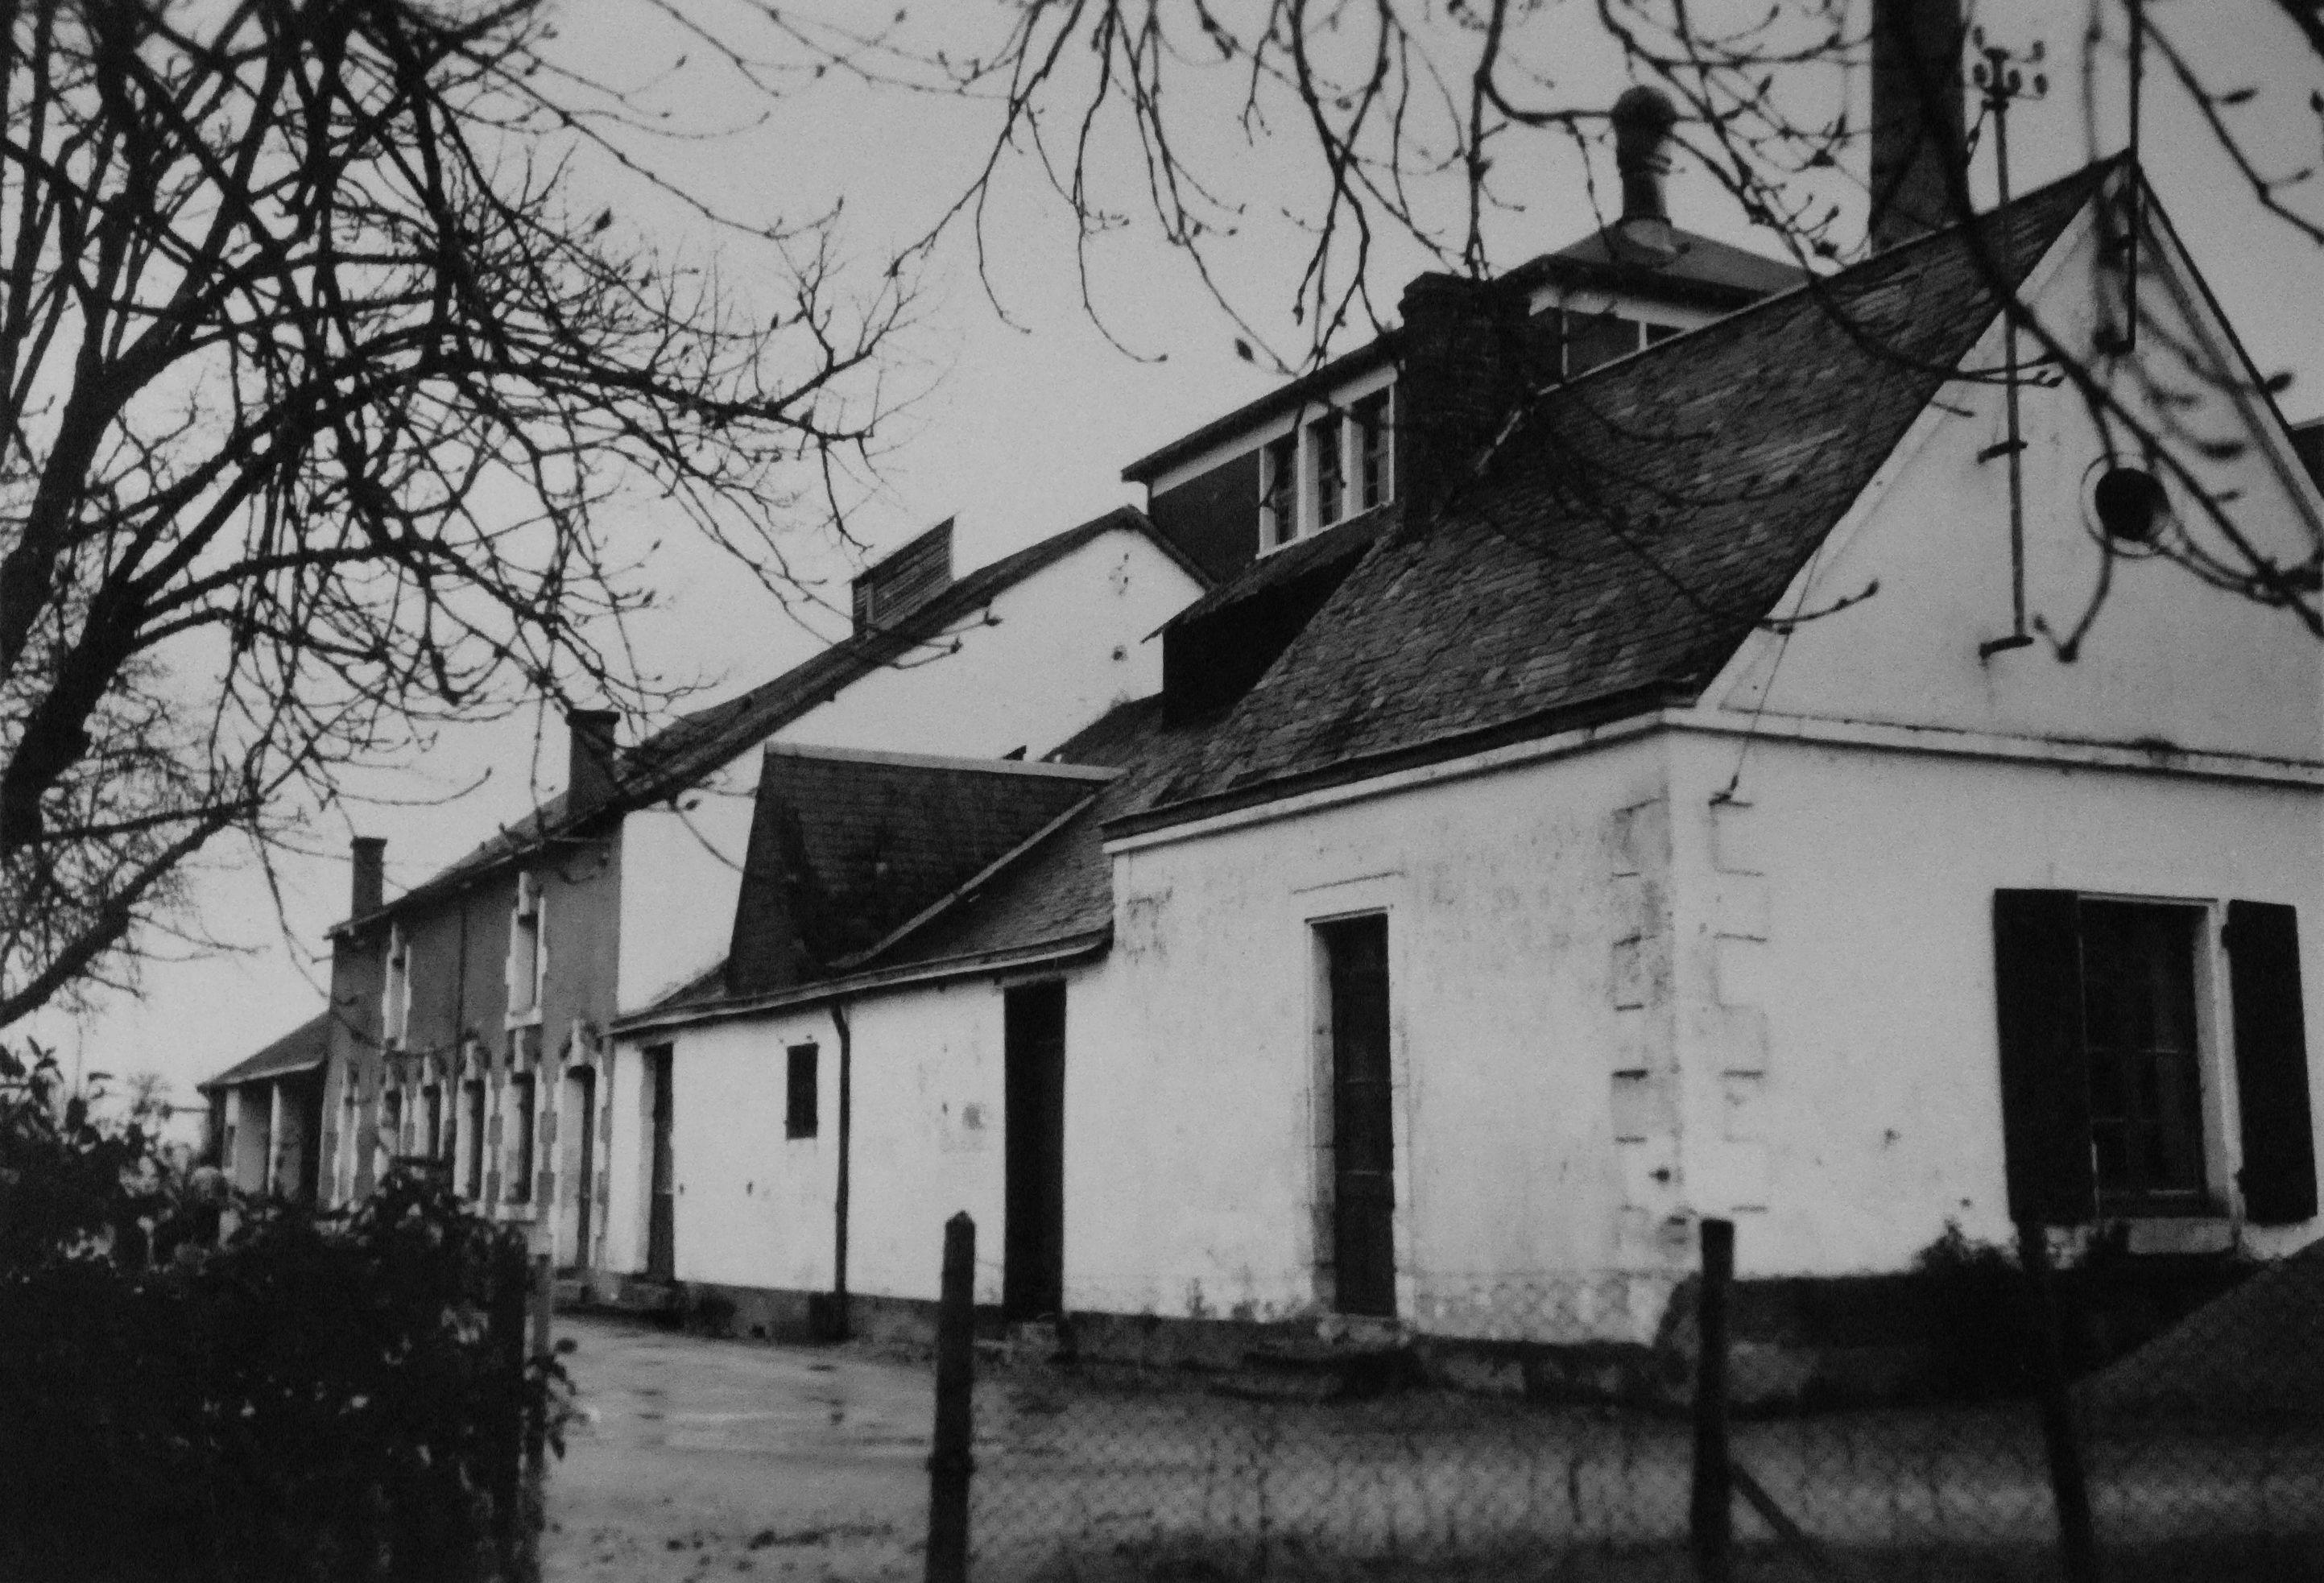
[1321,915,1396,1316]
[463,1081,486,1198]
[564,1065,598,1272]
[646,1044,676,1280]
[293,1075,326,1205]
[1003,982,1067,1322]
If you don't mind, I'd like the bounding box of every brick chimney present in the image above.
[349,837,386,919]
[1394,273,1528,531]
[566,709,620,815]
[1868,0,1968,253]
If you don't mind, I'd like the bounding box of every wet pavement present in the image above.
[543,1314,933,1582]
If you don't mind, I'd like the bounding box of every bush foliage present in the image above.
[0,1046,565,1583]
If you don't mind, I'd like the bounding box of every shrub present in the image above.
[0,1045,567,1583]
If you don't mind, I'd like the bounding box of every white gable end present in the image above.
[1710,184,2324,771]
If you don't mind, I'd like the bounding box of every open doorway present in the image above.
[645,1045,675,1281]
[1003,982,1067,1322]
[1317,914,1395,1316]
[560,1064,598,1271]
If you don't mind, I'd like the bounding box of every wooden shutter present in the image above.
[1992,890,2096,1223]
[2227,901,2318,1225]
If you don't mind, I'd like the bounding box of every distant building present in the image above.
[206,511,1208,1242]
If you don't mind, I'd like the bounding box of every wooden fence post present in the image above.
[925,1213,977,1583]
[1690,1217,1735,1583]
[2016,1222,2098,1583]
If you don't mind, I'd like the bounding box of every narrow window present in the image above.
[1317,915,1395,1316]
[378,1089,403,1174]
[508,1073,536,1203]
[1353,391,1392,511]
[463,1080,487,1197]
[2079,902,2206,1205]
[422,1084,444,1161]
[508,874,542,1017]
[1260,435,1298,548]
[786,1044,820,1139]
[1309,413,1346,527]
[383,927,410,1048]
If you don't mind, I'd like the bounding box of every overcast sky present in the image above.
[41,0,2324,1122]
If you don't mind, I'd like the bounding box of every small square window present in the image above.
[786,1044,819,1139]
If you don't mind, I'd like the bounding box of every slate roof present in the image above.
[341,507,1203,935]
[1121,226,1802,486]
[722,746,1110,997]
[1166,503,1400,632]
[619,696,1210,1028]
[199,1011,332,1093]
[1111,161,2111,832]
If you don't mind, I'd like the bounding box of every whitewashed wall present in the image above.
[1659,730,2324,1274]
[614,525,1199,1017]
[607,984,1012,1306]
[1081,732,1679,1341]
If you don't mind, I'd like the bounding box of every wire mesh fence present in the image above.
[939,1221,2324,1582]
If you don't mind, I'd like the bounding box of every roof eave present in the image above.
[1122,337,1400,486]
[611,928,1114,1038]
[1106,678,1701,841]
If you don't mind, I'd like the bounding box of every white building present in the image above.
[605,161,2324,1378]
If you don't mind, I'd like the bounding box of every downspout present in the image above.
[829,998,854,1341]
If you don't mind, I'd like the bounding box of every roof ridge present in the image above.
[1540,156,2117,403]
[337,506,1171,932]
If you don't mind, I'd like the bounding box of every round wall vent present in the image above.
[2092,465,2169,544]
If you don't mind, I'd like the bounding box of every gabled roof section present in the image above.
[1112,161,2111,833]
[338,507,1204,936]
[199,1011,332,1093]
[722,745,1114,997]
[616,695,1216,1034]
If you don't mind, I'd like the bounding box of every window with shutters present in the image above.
[1993,891,2317,1226]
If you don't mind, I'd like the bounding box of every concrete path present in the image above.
[542,1315,933,1583]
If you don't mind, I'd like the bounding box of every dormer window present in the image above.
[1259,380,1398,553]
[507,872,544,1022]
[382,925,410,1048]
